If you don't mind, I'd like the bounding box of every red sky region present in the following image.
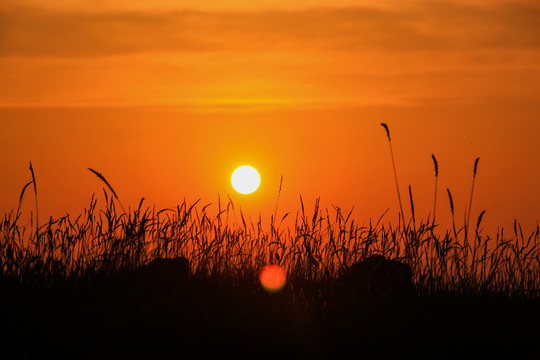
[0,0,539,237]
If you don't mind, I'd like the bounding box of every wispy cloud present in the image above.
[1,1,539,108]
[2,3,540,57]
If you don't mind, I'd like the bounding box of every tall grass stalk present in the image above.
[465,157,480,267]
[409,184,415,231]
[29,162,39,241]
[466,158,480,235]
[431,154,438,227]
[447,188,458,241]
[88,168,126,214]
[274,175,283,222]
[381,123,405,228]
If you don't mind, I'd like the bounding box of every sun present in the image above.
[231,165,261,194]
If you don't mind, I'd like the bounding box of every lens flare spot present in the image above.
[259,264,286,293]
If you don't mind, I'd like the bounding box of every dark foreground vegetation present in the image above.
[1,189,539,359]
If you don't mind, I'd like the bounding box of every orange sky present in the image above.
[1,0,539,236]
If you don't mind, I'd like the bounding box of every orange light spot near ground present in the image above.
[259,264,286,293]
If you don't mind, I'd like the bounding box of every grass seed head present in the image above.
[432,154,439,178]
[381,123,391,141]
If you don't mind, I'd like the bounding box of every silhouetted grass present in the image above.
[1,182,539,358]
[1,178,538,297]
[431,153,438,226]
[381,122,406,227]
[1,126,539,358]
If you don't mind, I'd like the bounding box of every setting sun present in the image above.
[231,165,261,194]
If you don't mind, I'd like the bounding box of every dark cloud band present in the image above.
[1,3,540,57]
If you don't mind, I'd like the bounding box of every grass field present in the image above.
[1,126,539,358]
[1,181,539,358]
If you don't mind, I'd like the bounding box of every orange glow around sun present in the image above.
[259,264,286,293]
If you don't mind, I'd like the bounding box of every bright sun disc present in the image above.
[231,166,260,194]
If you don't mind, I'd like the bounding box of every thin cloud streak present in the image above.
[2,3,540,57]
[1,47,539,109]
[1,1,540,108]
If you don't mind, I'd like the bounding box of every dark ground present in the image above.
[0,274,538,359]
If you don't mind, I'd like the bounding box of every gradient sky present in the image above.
[1,0,539,236]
